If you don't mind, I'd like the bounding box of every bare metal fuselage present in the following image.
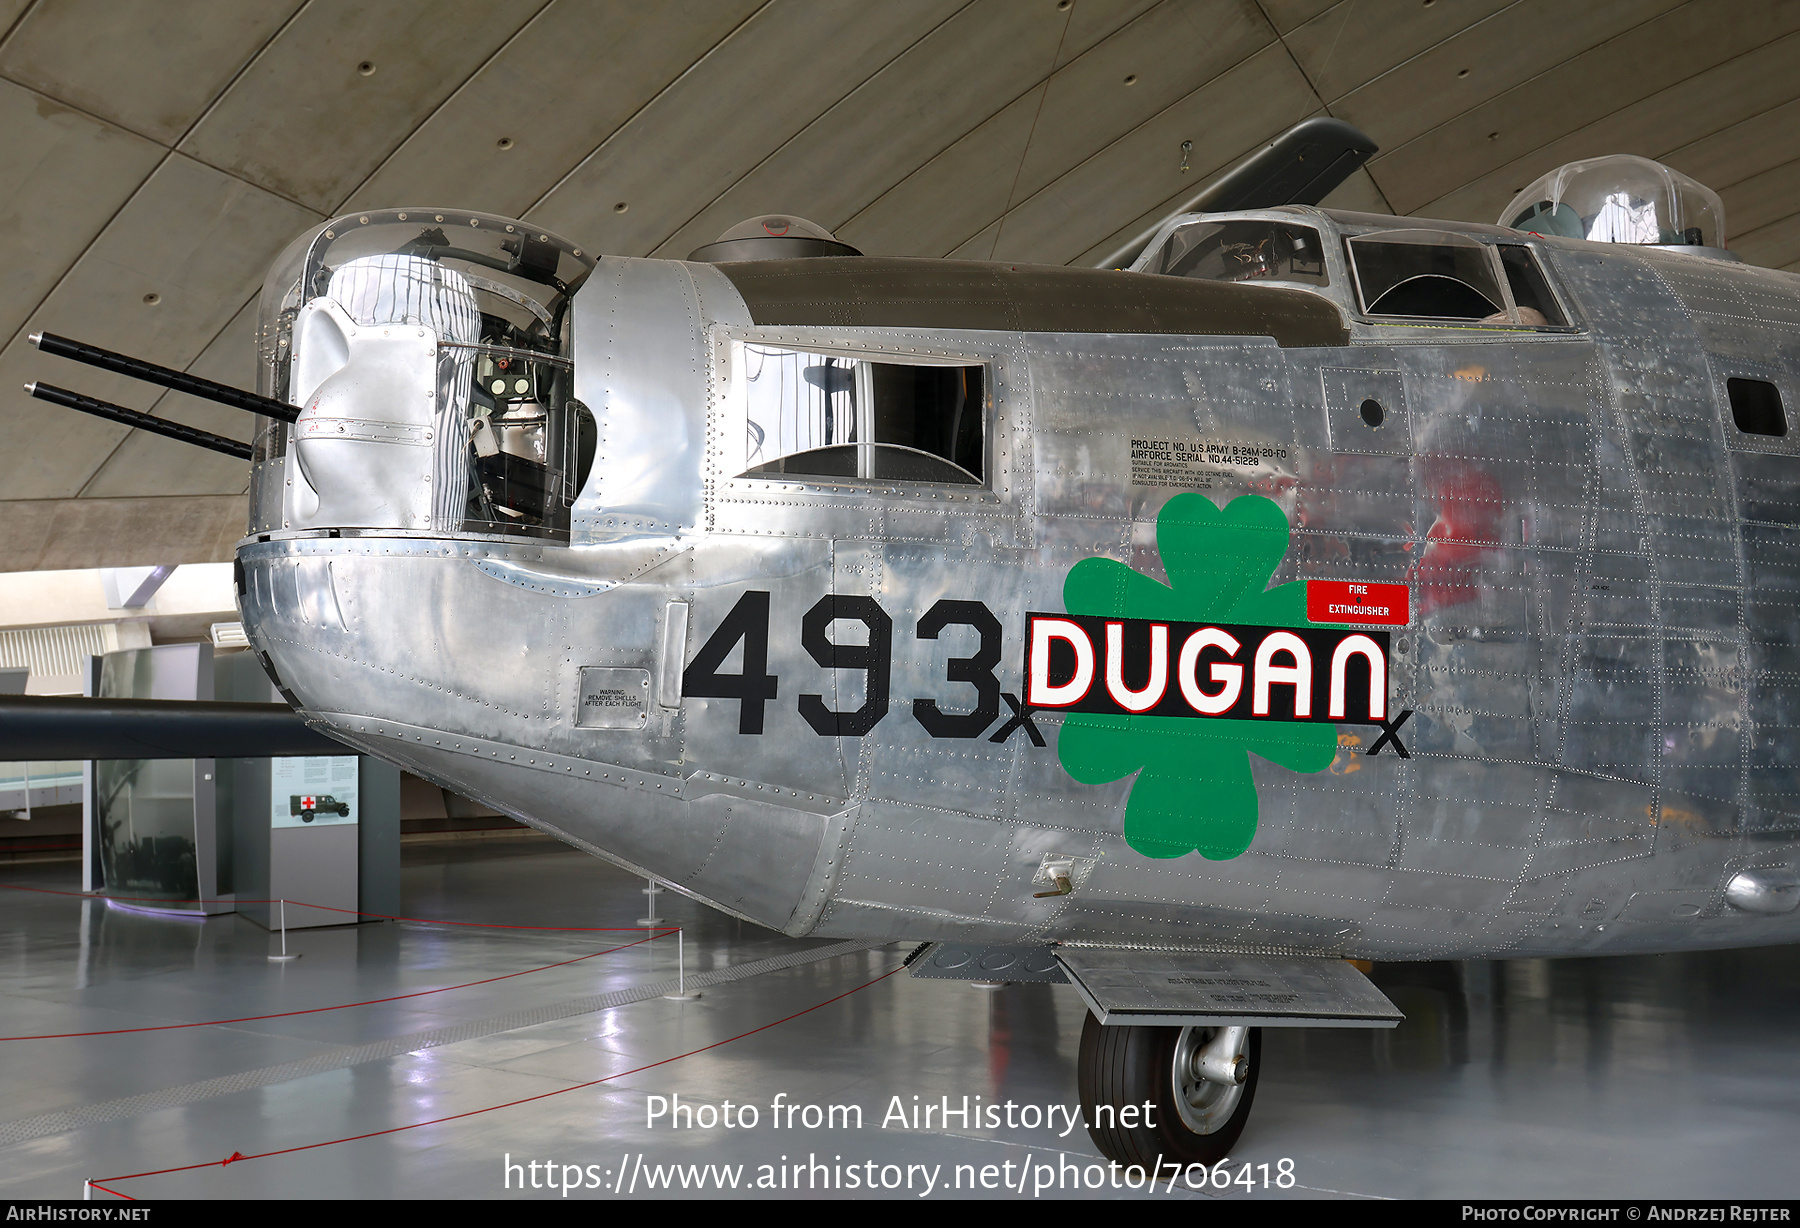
[237,210,1800,961]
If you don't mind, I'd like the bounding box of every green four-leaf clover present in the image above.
[1057,493,1337,860]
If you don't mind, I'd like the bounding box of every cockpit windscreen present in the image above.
[1142,220,1328,286]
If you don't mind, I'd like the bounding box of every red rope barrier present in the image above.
[0,930,672,1040]
[87,961,904,1198]
[0,880,672,932]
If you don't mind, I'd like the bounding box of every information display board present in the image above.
[270,756,359,828]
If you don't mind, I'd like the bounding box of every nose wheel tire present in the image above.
[1078,1012,1261,1168]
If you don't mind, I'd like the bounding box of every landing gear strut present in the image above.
[1077,1012,1261,1167]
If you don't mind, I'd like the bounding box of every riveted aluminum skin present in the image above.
[239,208,1800,961]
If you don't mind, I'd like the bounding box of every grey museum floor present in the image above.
[0,834,1793,1201]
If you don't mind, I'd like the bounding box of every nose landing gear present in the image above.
[1077,1013,1261,1167]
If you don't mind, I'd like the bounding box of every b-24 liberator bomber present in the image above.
[18,123,1800,1166]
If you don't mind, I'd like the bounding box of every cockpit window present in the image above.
[1495,244,1567,326]
[1349,229,1503,318]
[1143,220,1328,285]
[726,344,983,486]
[1347,229,1567,326]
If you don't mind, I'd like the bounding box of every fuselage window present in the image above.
[1347,229,1564,327]
[1728,377,1787,437]
[1145,220,1328,285]
[731,345,984,486]
[1496,244,1567,326]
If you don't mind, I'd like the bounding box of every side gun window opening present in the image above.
[1142,220,1328,286]
[1347,229,1566,327]
[733,345,984,486]
[1728,378,1787,438]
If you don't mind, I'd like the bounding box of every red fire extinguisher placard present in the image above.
[1307,580,1410,626]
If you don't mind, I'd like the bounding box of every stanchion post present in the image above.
[663,925,700,1000]
[638,878,663,927]
[268,898,301,961]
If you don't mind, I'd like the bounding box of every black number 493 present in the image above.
[682,590,1001,739]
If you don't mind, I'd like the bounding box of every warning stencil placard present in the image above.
[1128,436,1290,489]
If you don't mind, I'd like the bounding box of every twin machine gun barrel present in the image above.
[23,330,298,462]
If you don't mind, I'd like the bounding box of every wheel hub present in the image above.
[1171,1025,1249,1135]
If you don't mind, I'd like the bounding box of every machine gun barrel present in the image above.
[29,330,298,424]
[24,382,253,460]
